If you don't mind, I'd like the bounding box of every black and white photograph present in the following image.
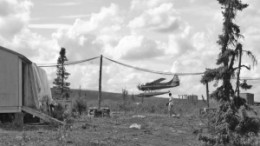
[0,0,260,145]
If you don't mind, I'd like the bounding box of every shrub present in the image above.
[72,97,87,115]
[52,103,65,121]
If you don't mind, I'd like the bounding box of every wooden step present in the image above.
[21,106,65,125]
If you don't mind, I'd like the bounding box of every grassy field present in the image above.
[0,113,207,146]
[0,89,259,146]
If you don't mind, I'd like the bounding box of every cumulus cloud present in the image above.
[52,3,123,61]
[106,34,165,60]
[68,3,122,34]
[47,3,126,89]
[53,29,102,61]
[0,0,32,39]
[15,29,59,62]
[0,0,58,64]
[129,2,183,33]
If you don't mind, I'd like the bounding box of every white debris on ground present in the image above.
[129,123,141,129]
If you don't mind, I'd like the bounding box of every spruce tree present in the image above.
[199,0,259,145]
[53,48,70,96]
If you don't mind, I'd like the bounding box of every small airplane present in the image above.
[137,75,180,91]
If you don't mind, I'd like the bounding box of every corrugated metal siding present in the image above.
[0,49,20,111]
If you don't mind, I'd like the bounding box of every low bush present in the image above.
[52,103,65,121]
[72,97,87,116]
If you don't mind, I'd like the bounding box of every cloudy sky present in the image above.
[0,0,259,100]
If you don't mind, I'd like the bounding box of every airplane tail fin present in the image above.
[169,75,180,86]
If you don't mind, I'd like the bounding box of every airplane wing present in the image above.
[139,75,179,91]
[145,78,166,85]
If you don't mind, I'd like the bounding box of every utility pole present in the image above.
[236,47,242,97]
[98,55,103,109]
[206,81,209,107]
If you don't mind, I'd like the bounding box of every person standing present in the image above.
[168,92,174,117]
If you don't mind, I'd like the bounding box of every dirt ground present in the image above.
[0,113,207,146]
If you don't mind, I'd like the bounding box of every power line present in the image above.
[36,55,259,80]
[38,56,100,67]
[103,56,204,76]
[104,57,260,79]
[239,78,260,81]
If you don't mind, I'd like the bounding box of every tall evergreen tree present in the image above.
[53,48,70,96]
[199,0,259,145]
